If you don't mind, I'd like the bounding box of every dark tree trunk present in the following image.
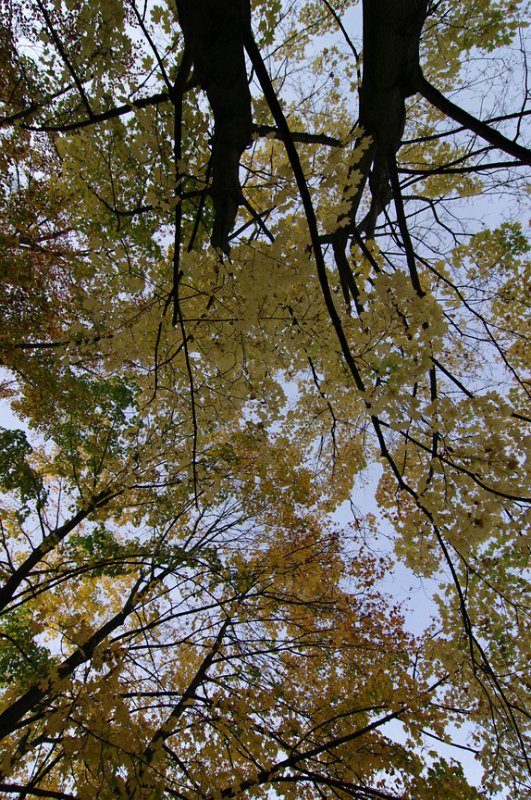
[360,0,427,151]
[175,0,252,252]
[359,0,427,217]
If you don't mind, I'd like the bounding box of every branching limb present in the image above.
[418,75,531,166]
[35,0,93,118]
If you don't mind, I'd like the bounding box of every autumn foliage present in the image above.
[0,1,530,798]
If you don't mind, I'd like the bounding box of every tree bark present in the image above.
[360,0,427,152]
[175,0,252,252]
[359,0,427,217]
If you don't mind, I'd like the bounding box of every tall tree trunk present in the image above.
[175,0,252,252]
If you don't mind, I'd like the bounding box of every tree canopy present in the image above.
[0,0,530,797]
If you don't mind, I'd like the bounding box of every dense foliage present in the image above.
[0,1,530,797]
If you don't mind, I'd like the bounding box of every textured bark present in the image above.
[359,0,427,216]
[176,0,252,252]
[360,0,427,150]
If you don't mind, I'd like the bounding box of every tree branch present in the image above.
[418,75,531,166]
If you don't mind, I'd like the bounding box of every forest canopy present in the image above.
[0,0,530,798]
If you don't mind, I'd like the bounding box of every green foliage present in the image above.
[0,427,43,507]
[0,607,53,688]
[66,524,139,576]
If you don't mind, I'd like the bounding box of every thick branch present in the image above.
[23,91,170,132]
[418,76,531,166]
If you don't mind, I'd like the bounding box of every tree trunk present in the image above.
[175,0,252,252]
